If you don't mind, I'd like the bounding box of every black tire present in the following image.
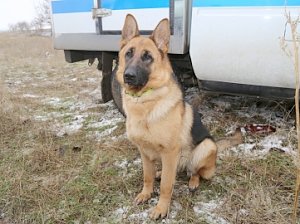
[111,66,125,116]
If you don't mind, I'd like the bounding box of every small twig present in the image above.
[285,10,300,223]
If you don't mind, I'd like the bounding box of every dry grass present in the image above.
[0,82,134,223]
[0,32,299,223]
[281,11,300,223]
[216,153,295,223]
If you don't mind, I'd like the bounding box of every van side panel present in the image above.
[190,1,300,89]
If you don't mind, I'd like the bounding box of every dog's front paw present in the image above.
[149,205,168,220]
[134,192,151,205]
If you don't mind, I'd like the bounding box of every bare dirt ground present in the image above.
[0,33,299,223]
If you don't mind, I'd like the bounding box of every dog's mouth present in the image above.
[123,77,146,90]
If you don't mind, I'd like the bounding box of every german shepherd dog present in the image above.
[116,14,242,219]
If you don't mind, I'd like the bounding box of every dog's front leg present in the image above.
[135,152,155,204]
[150,149,179,219]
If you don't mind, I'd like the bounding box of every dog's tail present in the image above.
[216,128,243,152]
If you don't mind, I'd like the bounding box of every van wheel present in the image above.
[111,66,125,116]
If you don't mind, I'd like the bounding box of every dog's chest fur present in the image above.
[124,89,179,150]
[126,103,183,158]
[124,86,194,162]
[126,117,166,160]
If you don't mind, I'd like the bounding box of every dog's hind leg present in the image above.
[188,138,217,191]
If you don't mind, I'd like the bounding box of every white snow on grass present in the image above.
[55,114,88,137]
[37,94,125,139]
[113,200,182,223]
[133,158,142,165]
[225,132,295,158]
[87,101,124,140]
[43,97,62,106]
[92,126,119,140]
[86,77,98,83]
[42,97,87,111]
[128,209,149,222]
[34,115,50,122]
[22,93,40,98]
[167,200,182,220]
[193,199,228,224]
[113,206,130,221]
[259,133,294,154]
[114,159,129,169]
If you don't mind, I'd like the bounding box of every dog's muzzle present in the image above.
[124,66,149,88]
[124,68,138,86]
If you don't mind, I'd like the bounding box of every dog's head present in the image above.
[117,14,172,94]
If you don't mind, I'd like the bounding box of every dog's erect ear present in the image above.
[121,14,139,48]
[150,19,170,53]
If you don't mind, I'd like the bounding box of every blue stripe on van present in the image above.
[102,0,169,10]
[193,0,300,7]
[52,0,299,14]
[52,0,94,14]
[52,0,169,14]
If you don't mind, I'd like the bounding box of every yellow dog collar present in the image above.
[125,88,153,98]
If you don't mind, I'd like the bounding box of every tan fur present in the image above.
[117,14,242,219]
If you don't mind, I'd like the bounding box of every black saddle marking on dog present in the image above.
[191,109,212,145]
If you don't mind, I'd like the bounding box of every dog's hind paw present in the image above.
[188,175,200,192]
[134,192,151,205]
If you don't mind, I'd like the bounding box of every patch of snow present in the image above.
[86,101,124,140]
[227,133,295,158]
[259,134,294,154]
[39,98,124,140]
[34,115,49,121]
[113,206,129,220]
[92,125,118,139]
[133,158,142,165]
[44,97,61,106]
[86,77,97,83]
[193,199,228,224]
[115,159,128,169]
[88,117,122,129]
[128,209,149,222]
[22,148,35,156]
[167,201,182,219]
[238,208,249,217]
[22,93,40,98]
[56,114,87,137]
[42,97,84,110]
[114,200,182,223]
[69,100,97,111]
[33,111,74,122]
[114,207,128,215]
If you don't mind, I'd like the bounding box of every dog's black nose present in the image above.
[124,68,137,85]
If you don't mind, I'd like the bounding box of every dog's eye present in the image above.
[125,48,134,59]
[141,51,153,63]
